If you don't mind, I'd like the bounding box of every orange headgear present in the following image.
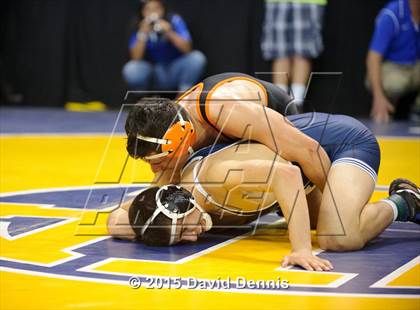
[137,112,196,160]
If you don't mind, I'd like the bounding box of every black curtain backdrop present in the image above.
[311,0,388,115]
[2,0,388,116]
[2,0,138,107]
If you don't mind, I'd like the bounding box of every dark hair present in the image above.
[125,97,189,159]
[128,187,172,246]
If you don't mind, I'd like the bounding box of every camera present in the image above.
[147,13,162,33]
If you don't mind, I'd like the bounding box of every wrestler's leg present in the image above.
[306,188,321,229]
[316,164,394,251]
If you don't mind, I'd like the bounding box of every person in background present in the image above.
[261,0,327,110]
[366,0,420,124]
[122,0,206,92]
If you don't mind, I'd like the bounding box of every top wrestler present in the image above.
[124,72,331,191]
[114,109,420,271]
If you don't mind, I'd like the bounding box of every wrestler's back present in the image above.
[181,143,280,217]
[177,78,268,149]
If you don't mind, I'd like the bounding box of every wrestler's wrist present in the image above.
[291,245,312,254]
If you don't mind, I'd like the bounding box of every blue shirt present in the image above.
[129,14,192,65]
[369,0,420,65]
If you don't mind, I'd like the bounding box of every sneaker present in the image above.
[389,178,420,224]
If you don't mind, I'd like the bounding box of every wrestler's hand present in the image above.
[281,250,333,271]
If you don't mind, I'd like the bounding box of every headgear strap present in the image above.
[137,111,196,160]
[140,185,212,245]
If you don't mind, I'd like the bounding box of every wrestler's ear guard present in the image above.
[139,185,211,245]
[137,112,196,160]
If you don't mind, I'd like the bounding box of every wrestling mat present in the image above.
[0,108,419,310]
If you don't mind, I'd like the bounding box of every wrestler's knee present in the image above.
[318,235,365,252]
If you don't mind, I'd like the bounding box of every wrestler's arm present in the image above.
[107,164,181,238]
[107,164,181,239]
[209,100,331,191]
[107,205,136,240]
[214,159,332,271]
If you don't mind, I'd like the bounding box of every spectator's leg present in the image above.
[412,62,420,97]
[412,61,420,90]
[272,58,291,92]
[381,62,411,103]
[291,55,311,102]
[290,3,324,104]
[154,64,172,91]
[122,60,154,90]
[262,1,290,92]
[169,51,206,91]
[409,62,420,121]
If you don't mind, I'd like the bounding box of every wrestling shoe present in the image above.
[389,178,420,224]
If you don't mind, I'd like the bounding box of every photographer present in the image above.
[122,0,206,92]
